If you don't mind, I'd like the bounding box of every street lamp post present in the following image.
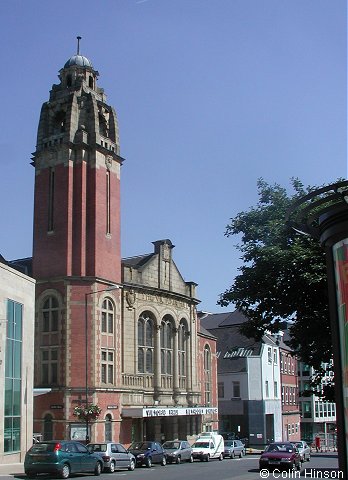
[84,284,121,442]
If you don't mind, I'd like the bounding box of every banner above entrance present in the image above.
[122,406,218,418]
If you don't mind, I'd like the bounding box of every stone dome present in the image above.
[64,54,93,69]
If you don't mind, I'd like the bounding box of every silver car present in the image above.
[223,439,246,459]
[294,441,311,462]
[163,440,193,464]
[87,442,135,472]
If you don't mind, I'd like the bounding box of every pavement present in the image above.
[0,451,339,477]
[0,463,24,477]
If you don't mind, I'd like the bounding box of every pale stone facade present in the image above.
[119,239,217,441]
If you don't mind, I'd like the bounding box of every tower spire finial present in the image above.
[77,36,81,55]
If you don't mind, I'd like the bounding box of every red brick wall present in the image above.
[280,350,301,441]
[198,328,219,431]
[33,160,121,283]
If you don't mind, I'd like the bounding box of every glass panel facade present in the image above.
[4,300,23,452]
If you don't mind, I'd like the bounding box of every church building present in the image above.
[20,42,218,445]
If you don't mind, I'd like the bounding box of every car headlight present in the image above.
[280,458,291,462]
[137,454,144,458]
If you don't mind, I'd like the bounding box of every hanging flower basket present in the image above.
[73,404,102,421]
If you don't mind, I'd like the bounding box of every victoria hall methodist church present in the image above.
[2,42,218,453]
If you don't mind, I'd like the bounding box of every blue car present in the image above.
[128,441,166,468]
[24,440,103,478]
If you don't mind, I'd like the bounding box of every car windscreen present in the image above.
[193,442,209,448]
[130,442,151,450]
[225,441,234,446]
[88,444,107,453]
[163,442,180,449]
[29,443,57,452]
[266,444,294,453]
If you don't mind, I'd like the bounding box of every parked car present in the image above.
[259,442,301,472]
[24,440,103,479]
[162,440,193,464]
[223,439,246,459]
[87,442,135,472]
[128,441,166,467]
[293,441,311,462]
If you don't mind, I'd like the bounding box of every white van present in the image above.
[191,432,224,462]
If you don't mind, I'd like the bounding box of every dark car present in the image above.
[162,440,193,464]
[259,442,301,472]
[87,442,135,472]
[223,439,246,459]
[128,441,166,468]
[24,440,103,479]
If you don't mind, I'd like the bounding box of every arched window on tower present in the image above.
[40,296,60,386]
[106,170,111,235]
[137,313,154,373]
[105,414,112,441]
[99,112,108,137]
[161,315,173,375]
[89,76,94,89]
[47,167,55,232]
[53,111,66,134]
[204,345,211,406]
[101,298,114,334]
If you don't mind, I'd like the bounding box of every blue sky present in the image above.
[0,0,346,312]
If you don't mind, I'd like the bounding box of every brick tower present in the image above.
[32,39,124,442]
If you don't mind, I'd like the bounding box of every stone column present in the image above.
[154,324,161,399]
[186,331,192,394]
[154,417,162,442]
[172,417,179,440]
[173,327,179,394]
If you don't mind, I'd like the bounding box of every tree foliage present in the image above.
[218,178,333,387]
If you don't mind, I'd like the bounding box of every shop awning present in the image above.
[33,388,51,397]
[122,406,218,418]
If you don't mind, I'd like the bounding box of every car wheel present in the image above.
[307,455,311,462]
[109,461,115,473]
[128,459,135,471]
[230,451,235,459]
[176,455,181,464]
[206,454,210,462]
[94,461,102,476]
[161,456,167,466]
[61,464,70,479]
[189,455,194,463]
[219,453,223,461]
[145,457,152,468]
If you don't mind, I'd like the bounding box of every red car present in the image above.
[259,442,301,471]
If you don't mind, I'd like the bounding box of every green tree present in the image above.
[218,178,333,394]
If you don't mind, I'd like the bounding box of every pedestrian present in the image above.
[315,435,321,452]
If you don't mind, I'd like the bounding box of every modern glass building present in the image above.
[0,257,35,464]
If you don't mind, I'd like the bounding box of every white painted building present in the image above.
[200,311,282,447]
